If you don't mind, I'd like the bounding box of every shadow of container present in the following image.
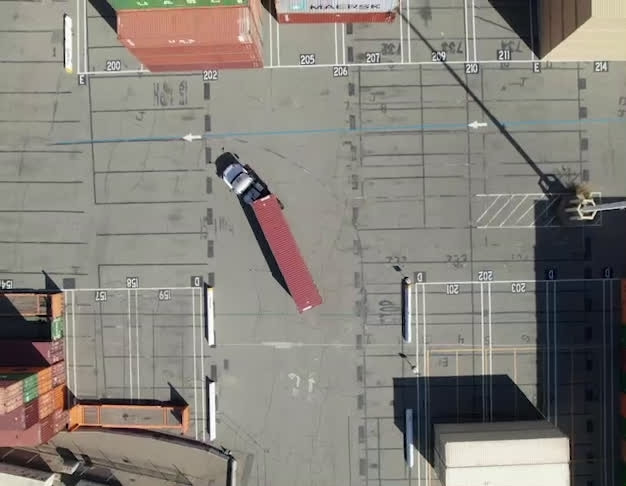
[393,374,542,467]
[239,199,290,296]
[87,0,117,33]
[487,0,539,57]
[533,195,626,485]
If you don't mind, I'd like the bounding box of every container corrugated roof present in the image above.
[252,195,322,313]
[434,421,570,468]
[117,5,263,49]
[276,0,398,14]
[108,0,248,11]
[443,463,570,486]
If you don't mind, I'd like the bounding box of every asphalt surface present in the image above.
[0,0,626,485]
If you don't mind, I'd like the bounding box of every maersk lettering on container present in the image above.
[278,0,397,12]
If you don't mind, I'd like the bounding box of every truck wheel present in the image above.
[278,199,284,210]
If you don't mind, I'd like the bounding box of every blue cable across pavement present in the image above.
[49,116,626,146]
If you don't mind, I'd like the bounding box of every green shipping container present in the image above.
[108,0,247,10]
[51,317,64,341]
[22,374,38,403]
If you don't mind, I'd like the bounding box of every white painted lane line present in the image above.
[72,291,78,404]
[531,196,560,227]
[61,286,199,292]
[480,282,485,421]
[199,288,207,442]
[127,289,133,401]
[475,195,501,223]
[82,0,87,73]
[484,195,514,227]
[269,7,273,67]
[471,0,477,62]
[499,195,528,226]
[609,282,614,486]
[421,283,429,486]
[544,282,549,420]
[276,22,281,66]
[75,0,80,74]
[488,282,493,421]
[334,23,338,65]
[135,289,140,399]
[399,0,404,64]
[415,284,419,373]
[64,291,71,407]
[463,0,469,64]
[529,0,535,60]
[552,280,557,426]
[192,288,199,441]
[341,24,346,65]
[602,280,607,486]
[406,0,411,62]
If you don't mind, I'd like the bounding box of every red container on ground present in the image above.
[0,413,55,447]
[277,11,395,22]
[117,4,263,49]
[0,400,39,431]
[251,195,322,313]
[117,6,264,71]
[0,339,65,366]
[51,362,65,388]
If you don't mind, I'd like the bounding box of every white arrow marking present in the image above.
[308,377,316,393]
[288,373,301,388]
[468,120,488,129]
[182,133,202,142]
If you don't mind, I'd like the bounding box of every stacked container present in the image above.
[275,0,398,23]
[0,292,68,447]
[110,0,263,72]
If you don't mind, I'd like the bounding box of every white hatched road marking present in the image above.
[475,192,603,228]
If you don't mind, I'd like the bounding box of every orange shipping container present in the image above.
[52,385,65,411]
[51,361,65,388]
[38,388,54,420]
[51,293,64,319]
[37,367,53,395]
[117,5,263,50]
[0,380,24,415]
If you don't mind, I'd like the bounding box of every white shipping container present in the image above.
[443,462,570,486]
[434,421,570,468]
[0,463,56,486]
[276,0,399,14]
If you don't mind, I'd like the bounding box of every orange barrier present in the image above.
[69,403,189,435]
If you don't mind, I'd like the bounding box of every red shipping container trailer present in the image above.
[117,5,264,71]
[0,340,64,366]
[251,195,322,313]
[0,413,55,447]
[51,361,66,388]
[275,0,397,23]
[0,400,39,431]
